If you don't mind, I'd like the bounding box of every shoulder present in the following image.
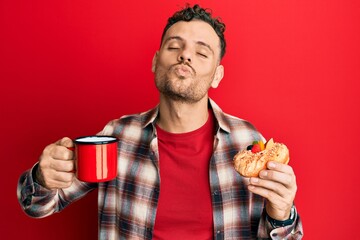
[210,100,265,149]
[221,112,264,142]
[100,106,159,137]
[210,99,262,136]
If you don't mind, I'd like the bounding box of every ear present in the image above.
[211,65,224,88]
[152,51,159,73]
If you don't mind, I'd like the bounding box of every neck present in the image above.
[157,95,209,133]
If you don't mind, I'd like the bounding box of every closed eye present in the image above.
[167,47,180,51]
[197,52,208,58]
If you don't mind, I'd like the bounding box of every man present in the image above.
[18,4,303,239]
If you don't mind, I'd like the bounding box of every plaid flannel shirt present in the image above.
[18,98,303,239]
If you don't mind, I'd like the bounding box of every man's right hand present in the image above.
[35,137,76,190]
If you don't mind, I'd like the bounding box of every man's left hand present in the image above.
[248,160,297,220]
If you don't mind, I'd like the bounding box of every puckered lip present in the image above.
[172,64,193,76]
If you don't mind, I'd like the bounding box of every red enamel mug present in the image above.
[74,135,118,182]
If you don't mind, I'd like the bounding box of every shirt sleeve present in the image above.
[257,206,304,239]
[17,162,97,218]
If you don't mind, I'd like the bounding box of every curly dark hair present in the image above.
[161,4,226,60]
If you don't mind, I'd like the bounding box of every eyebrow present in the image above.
[163,36,215,55]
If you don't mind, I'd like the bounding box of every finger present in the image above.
[248,182,283,203]
[267,161,294,175]
[249,177,290,199]
[242,177,251,186]
[41,169,75,189]
[44,178,74,190]
[43,140,74,161]
[259,168,296,189]
[56,137,74,148]
[50,159,75,172]
[52,171,75,183]
[51,145,74,160]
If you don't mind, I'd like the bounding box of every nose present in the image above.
[178,48,192,63]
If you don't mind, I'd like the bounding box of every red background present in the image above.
[1,0,359,239]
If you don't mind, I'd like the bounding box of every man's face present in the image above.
[153,20,224,103]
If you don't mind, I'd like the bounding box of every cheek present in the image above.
[157,52,177,68]
[196,63,216,78]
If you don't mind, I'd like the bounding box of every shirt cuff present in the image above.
[266,205,296,228]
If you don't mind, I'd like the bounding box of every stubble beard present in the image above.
[154,68,211,104]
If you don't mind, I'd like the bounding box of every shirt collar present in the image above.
[140,98,231,133]
[208,98,231,133]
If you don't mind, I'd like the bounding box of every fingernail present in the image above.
[260,171,268,177]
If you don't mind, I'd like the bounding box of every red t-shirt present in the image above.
[153,111,215,239]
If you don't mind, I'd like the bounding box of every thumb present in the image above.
[57,137,74,148]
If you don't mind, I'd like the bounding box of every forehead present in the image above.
[162,20,220,50]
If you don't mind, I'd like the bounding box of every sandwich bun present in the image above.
[233,138,289,177]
